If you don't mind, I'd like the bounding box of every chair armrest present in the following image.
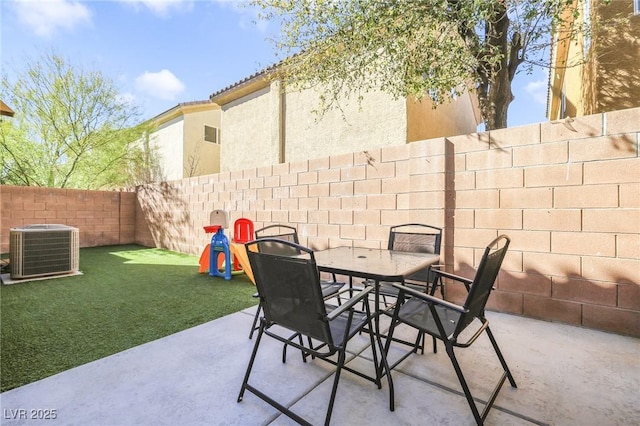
[392,283,466,313]
[327,286,374,321]
[432,269,473,286]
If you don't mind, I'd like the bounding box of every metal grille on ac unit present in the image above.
[10,224,79,279]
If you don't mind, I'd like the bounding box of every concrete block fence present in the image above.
[1,187,136,248]
[1,107,639,337]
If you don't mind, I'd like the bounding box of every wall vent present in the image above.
[9,224,79,279]
[204,125,219,144]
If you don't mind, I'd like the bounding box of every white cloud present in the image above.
[524,78,549,106]
[116,92,137,106]
[13,0,92,37]
[135,69,185,100]
[117,0,194,17]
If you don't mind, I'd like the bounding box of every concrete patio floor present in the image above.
[1,306,638,426]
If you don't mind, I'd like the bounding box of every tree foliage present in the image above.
[251,0,603,130]
[1,52,156,189]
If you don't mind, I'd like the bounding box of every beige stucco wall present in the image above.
[219,82,407,171]
[549,0,640,119]
[217,77,479,172]
[220,85,281,172]
[150,105,221,180]
[152,116,184,181]
[183,109,221,177]
[406,93,479,142]
[284,87,407,163]
[590,0,640,114]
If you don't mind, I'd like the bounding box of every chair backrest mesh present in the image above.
[254,240,302,256]
[254,224,299,242]
[246,239,333,344]
[388,224,442,254]
[254,225,301,256]
[458,235,510,333]
[389,224,442,283]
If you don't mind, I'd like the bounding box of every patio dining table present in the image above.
[313,246,441,335]
[313,246,440,286]
[312,246,441,408]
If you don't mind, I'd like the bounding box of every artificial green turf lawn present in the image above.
[0,244,257,392]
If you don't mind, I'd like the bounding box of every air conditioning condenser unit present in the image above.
[9,224,80,279]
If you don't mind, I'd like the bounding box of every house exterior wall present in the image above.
[215,79,479,173]
[2,107,639,337]
[590,0,640,113]
[549,0,640,119]
[406,93,480,142]
[182,109,221,177]
[152,117,185,181]
[283,87,407,163]
[219,85,281,172]
[148,103,221,181]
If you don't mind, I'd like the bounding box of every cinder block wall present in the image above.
[133,107,640,337]
[1,107,638,337]
[0,186,136,251]
[443,108,640,337]
[133,137,448,255]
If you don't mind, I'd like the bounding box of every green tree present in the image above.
[251,0,603,130]
[1,52,155,189]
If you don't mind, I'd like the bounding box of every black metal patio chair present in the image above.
[248,224,344,339]
[253,224,300,252]
[376,223,443,305]
[384,234,516,425]
[238,238,393,426]
[360,223,442,353]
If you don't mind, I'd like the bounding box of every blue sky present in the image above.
[1,0,549,127]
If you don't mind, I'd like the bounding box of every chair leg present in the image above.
[365,318,382,390]
[248,302,261,339]
[445,330,516,426]
[374,323,395,412]
[426,275,440,354]
[445,343,485,425]
[486,327,517,388]
[238,322,264,402]
[282,333,307,363]
[323,350,345,426]
[418,331,437,354]
[307,336,315,360]
[413,332,423,354]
